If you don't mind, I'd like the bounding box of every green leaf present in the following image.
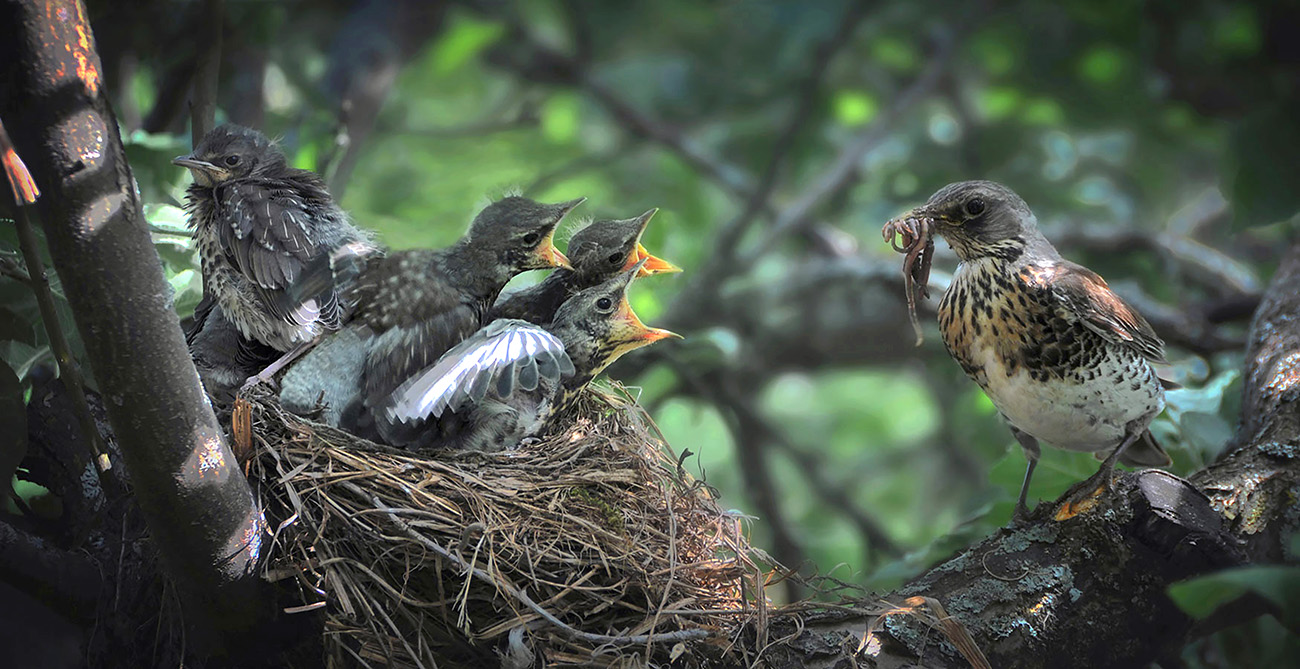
[540,93,581,144]
[1077,45,1127,85]
[1170,566,1300,628]
[1213,6,1261,56]
[0,361,27,498]
[431,14,505,75]
[870,37,918,71]
[832,90,879,127]
[975,86,1022,121]
[1,342,50,381]
[144,203,192,235]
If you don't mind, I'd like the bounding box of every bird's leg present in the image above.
[1009,425,1041,524]
[1057,419,1146,519]
[241,339,319,391]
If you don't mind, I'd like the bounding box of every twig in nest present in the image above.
[365,490,712,647]
[882,215,935,345]
[867,596,990,669]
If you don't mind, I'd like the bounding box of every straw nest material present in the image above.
[242,383,762,667]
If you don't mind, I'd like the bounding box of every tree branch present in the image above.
[741,28,958,265]
[1,121,111,482]
[0,0,271,655]
[189,0,223,141]
[753,240,1300,668]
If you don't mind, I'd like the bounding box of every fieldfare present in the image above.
[888,180,1170,521]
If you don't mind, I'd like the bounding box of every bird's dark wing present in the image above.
[186,292,217,345]
[216,180,336,326]
[381,319,575,426]
[361,301,483,410]
[1034,260,1166,364]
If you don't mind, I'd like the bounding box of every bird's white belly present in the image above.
[973,342,1163,452]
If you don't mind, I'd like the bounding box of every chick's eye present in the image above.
[596,297,613,311]
[607,252,624,265]
[224,155,241,167]
[522,232,540,245]
[964,198,985,216]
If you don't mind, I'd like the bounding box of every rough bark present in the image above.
[754,240,1300,668]
[0,0,272,655]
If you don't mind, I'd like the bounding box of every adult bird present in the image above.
[175,124,379,394]
[279,195,582,431]
[900,181,1169,521]
[378,259,680,450]
[491,208,681,325]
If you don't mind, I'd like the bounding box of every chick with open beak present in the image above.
[491,207,681,326]
[377,258,681,450]
[279,196,583,430]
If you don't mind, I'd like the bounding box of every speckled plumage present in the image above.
[379,262,677,451]
[178,124,378,352]
[279,196,581,436]
[913,181,1169,517]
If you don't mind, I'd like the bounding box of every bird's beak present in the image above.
[620,209,682,276]
[557,197,587,217]
[627,244,682,276]
[531,229,572,269]
[172,155,228,185]
[908,206,953,226]
[614,296,682,345]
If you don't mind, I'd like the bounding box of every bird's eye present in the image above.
[596,297,613,311]
[607,252,624,265]
[224,155,241,167]
[964,198,985,216]
[522,232,540,245]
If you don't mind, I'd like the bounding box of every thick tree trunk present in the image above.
[756,240,1300,668]
[0,0,272,656]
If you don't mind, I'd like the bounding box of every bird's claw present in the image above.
[1053,472,1114,521]
[1008,502,1035,527]
[240,372,278,393]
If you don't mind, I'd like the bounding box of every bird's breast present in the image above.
[938,260,1164,450]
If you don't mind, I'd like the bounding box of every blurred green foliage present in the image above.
[3,0,1298,663]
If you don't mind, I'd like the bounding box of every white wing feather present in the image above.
[383,319,573,424]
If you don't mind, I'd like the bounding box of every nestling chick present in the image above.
[279,196,582,431]
[491,208,681,325]
[176,125,379,351]
[378,259,681,450]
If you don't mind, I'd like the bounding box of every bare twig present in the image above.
[714,381,902,561]
[743,28,958,264]
[1052,223,1261,298]
[0,119,110,475]
[710,0,872,267]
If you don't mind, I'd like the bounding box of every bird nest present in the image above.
[241,383,762,667]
